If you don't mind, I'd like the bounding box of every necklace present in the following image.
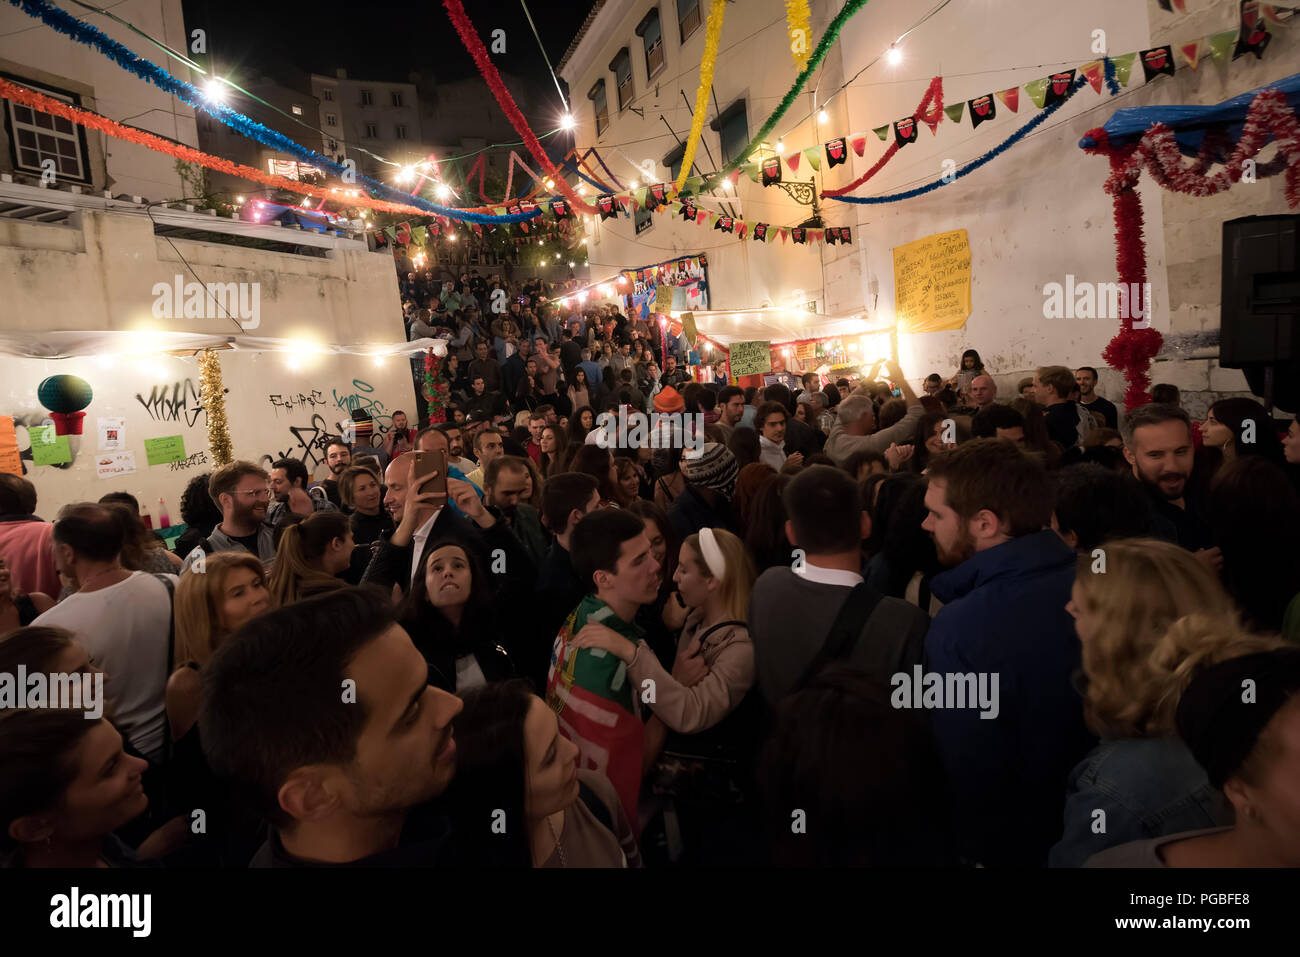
[547,813,567,868]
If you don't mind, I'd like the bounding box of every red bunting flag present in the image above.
[850,134,867,157]
[787,152,801,173]
[1180,41,1201,71]
[1082,61,1104,93]
[996,87,1019,112]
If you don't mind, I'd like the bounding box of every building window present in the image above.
[391,91,403,107]
[322,88,334,101]
[3,77,89,181]
[326,113,337,126]
[291,104,303,116]
[395,124,407,139]
[328,139,338,152]
[589,79,609,136]
[664,143,686,183]
[610,48,633,111]
[637,8,665,80]
[360,89,373,106]
[711,99,749,165]
[677,0,700,43]
[364,123,378,138]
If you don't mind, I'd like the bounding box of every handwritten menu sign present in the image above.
[144,435,186,467]
[729,340,772,377]
[0,416,20,475]
[653,284,675,315]
[892,229,972,333]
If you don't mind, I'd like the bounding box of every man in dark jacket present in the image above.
[763,384,821,458]
[1034,365,1082,450]
[921,440,1094,867]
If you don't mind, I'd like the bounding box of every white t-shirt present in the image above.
[33,571,174,763]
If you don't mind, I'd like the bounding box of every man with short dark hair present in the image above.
[267,457,338,528]
[34,503,173,762]
[464,428,504,489]
[971,404,1027,447]
[483,456,548,568]
[466,375,508,422]
[1075,366,1118,430]
[201,587,463,866]
[1051,463,1151,552]
[468,340,502,393]
[1034,365,1082,450]
[763,384,820,457]
[749,466,929,705]
[920,439,1093,867]
[718,386,746,433]
[185,461,275,567]
[525,412,546,466]
[440,423,476,474]
[0,473,59,597]
[546,509,661,829]
[1121,403,1216,558]
[314,440,353,510]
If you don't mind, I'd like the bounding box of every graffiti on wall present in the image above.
[135,379,223,428]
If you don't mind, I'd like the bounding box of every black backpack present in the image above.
[790,582,885,693]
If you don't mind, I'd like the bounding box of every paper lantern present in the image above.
[37,374,92,435]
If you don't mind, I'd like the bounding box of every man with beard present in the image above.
[920,440,1093,867]
[267,458,339,529]
[1121,403,1218,563]
[182,461,276,569]
[464,427,504,489]
[312,440,353,511]
[439,423,476,475]
[201,587,464,866]
[482,455,548,568]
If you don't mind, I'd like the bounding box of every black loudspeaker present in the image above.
[1220,215,1300,411]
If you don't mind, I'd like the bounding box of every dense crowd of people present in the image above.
[2,265,1300,870]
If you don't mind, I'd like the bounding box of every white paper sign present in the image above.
[98,417,125,451]
[95,451,136,479]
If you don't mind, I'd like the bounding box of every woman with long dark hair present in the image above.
[567,406,596,446]
[539,425,570,479]
[567,367,592,414]
[1202,397,1285,469]
[266,511,352,607]
[744,474,794,572]
[864,473,943,612]
[569,445,621,507]
[446,679,642,867]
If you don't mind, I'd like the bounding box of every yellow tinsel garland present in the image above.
[197,349,232,466]
[673,0,728,194]
[785,0,812,73]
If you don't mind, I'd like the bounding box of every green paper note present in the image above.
[1111,52,1137,86]
[944,102,965,124]
[1208,30,1238,64]
[145,434,186,467]
[30,430,71,467]
[1024,77,1049,109]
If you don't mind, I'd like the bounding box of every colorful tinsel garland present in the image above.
[821,77,943,198]
[441,0,597,215]
[675,0,728,194]
[7,0,538,225]
[197,349,232,466]
[423,351,448,424]
[785,0,813,74]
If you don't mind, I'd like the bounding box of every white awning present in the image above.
[0,331,448,360]
[672,307,893,347]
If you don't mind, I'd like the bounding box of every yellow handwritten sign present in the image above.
[892,229,972,333]
[730,341,772,377]
[653,285,675,315]
[681,312,698,346]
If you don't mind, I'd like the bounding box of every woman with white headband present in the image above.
[570,526,756,735]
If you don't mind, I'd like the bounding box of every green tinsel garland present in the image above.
[698,0,871,194]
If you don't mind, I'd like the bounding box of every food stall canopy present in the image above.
[0,331,448,360]
[674,308,893,347]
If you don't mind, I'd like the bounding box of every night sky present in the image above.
[190,0,590,102]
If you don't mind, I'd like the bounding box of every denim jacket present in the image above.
[1049,736,1231,867]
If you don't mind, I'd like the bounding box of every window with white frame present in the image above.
[677,0,700,43]
[611,48,634,111]
[589,79,609,136]
[4,77,88,181]
[391,91,403,107]
[638,8,665,81]
[322,87,334,101]
[364,123,378,138]
[326,113,337,126]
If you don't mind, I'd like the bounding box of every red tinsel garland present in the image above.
[1083,87,1300,409]
[0,77,507,219]
[423,351,448,424]
[821,77,944,198]
[443,0,597,215]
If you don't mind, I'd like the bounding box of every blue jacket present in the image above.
[1049,736,1231,868]
[925,530,1093,867]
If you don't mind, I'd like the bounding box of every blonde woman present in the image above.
[266,511,352,607]
[1051,538,1283,867]
[571,527,756,735]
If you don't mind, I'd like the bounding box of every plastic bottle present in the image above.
[140,504,153,529]
[158,496,171,529]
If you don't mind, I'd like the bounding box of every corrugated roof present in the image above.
[556,0,608,76]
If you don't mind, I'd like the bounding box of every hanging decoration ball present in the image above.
[37,374,93,435]
[198,349,233,465]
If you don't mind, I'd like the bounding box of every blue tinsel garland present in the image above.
[829,75,1092,205]
[10,0,539,225]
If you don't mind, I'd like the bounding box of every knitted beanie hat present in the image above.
[654,386,685,414]
[682,442,738,499]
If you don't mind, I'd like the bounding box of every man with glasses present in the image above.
[182,461,276,570]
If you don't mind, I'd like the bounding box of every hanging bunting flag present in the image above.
[1208,30,1238,63]
[1044,70,1077,108]
[1140,45,1176,82]
[762,155,783,185]
[1024,77,1049,110]
[636,187,649,208]
[716,216,735,233]
[1235,1,1271,59]
[1263,4,1285,25]
[737,222,748,239]
[651,183,667,205]
[810,229,824,243]
[850,134,868,156]
[944,102,965,124]
[383,225,397,242]
[804,147,822,171]
[894,116,918,146]
[696,210,708,225]
[780,228,789,243]
[838,227,852,245]
[598,194,618,220]
[1179,40,1202,70]
[745,164,761,183]
[707,212,720,228]
[753,223,770,242]
[873,124,890,141]
[396,223,411,245]
[1081,60,1104,93]
[791,227,807,245]
[412,225,427,245]
[996,87,1020,112]
[969,94,997,128]
[550,199,570,219]
[825,228,837,246]
[825,137,848,167]
[788,151,802,173]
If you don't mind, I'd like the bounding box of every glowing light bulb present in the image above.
[545,179,555,189]
[818,109,829,124]
[568,261,575,267]
[560,113,575,130]
[397,166,416,184]
[204,78,228,102]
[236,195,245,203]
[887,44,902,65]
[776,138,785,152]
[435,184,450,200]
